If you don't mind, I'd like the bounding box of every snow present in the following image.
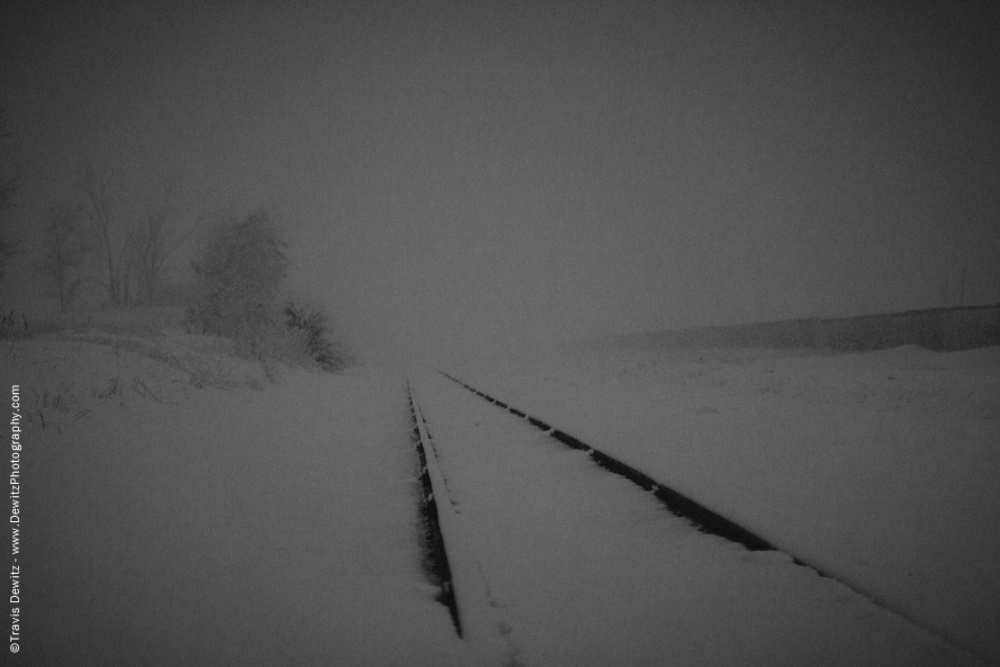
[452,343,1000,664]
[410,371,987,666]
[7,332,466,666]
[5,326,998,665]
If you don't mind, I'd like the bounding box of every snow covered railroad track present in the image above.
[408,380,530,666]
[440,371,791,558]
[407,381,463,638]
[405,371,989,666]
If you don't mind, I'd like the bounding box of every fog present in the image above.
[2,1,998,365]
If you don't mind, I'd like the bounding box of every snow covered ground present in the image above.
[4,323,998,665]
[5,329,467,666]
[409,371,987,666]
[452,343,1000,665]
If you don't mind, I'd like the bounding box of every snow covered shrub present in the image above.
[185,209,288,357]
[282,301,348,372]
[183,211,350,371]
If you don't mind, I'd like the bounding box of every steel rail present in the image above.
[406,380,463,638]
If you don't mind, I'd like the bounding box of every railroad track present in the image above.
[439,371,796,559]
[406,380,462,637]
[404,371,987,666]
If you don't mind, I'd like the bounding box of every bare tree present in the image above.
[76,161,132,306]
[36,203,92,311]
[0,111,17,216]
[130,175,198,304]
[0,110,21,284]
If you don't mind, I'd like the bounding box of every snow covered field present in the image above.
[4,325,998,665]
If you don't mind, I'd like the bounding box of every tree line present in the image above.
[0,111,348,371]
[0,113,196,313]
[31,162,199,311]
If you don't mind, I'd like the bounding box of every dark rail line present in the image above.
[406,381,463,638]
[439,371,787,557]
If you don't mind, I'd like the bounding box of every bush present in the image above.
[184,210,350,372]
[283,301,348,372]
[185,209,287,353]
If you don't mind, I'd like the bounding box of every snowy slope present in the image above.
[452,344,1000,665]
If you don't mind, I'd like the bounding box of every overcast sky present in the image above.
[2,1,998,361]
